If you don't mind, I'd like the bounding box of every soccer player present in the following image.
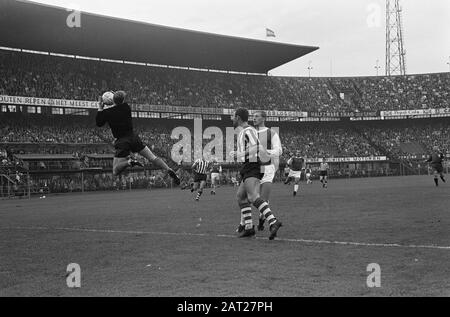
[286,152,305,196]
[425,146,446,187]
[305,166,313,185]
[210,159,222,195]
[191,157,210,201]
[283,165,291,184]
[253,111,283,232]
[96,91,180,185]
[230,175,240,187]
[319,158,329,189]
[232,108,282,240]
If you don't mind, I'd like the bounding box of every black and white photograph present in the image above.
[0,0,449,300]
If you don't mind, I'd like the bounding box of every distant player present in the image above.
[286,152,305,196]
[253,111,283,231]
[319,158,329,189]
[210,159,222,195]
[232,108,282,240]
[305,166,313,185]
[425,146,446,187]
[230,175,240,187]
[191,158,210,201]
[96,91,180,185]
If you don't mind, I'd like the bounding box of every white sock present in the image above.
[294,185,299,192]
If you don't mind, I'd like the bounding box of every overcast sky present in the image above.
[34,0,450,77]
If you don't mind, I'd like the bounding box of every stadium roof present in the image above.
[0,0,319,74]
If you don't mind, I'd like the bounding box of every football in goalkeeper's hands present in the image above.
[102,91,115,106]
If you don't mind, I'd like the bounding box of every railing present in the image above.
[1,173,30,199]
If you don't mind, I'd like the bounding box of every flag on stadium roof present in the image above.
[266,28,276,38]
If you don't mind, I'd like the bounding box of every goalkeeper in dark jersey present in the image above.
[425,146,446,187]
[96,91,180,185]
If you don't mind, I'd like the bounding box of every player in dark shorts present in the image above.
[425,146,446,187]
[96,91,180,185]
[231,108,282,240]
[191,158,210,201]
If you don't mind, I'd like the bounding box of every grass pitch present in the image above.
[1,175,449,296]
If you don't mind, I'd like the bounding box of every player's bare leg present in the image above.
[243,177,282,240]
[139,146,180,185]
[113,157,142,176]
[211,177,218,195]
[284,176,292,185]
[320,176,327,188]
[195,180,206,201]
[293,177,301,196]
[433,171,438,186]
[433,171,441,186]
[192,182,199,193]
[260,183,271,204]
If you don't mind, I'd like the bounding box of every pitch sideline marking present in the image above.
[5,226,450,251]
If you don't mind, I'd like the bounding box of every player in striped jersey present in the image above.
[231,108,282,240]
[253,111,283,232]
[319,158,329,189]
[191,158,210,201]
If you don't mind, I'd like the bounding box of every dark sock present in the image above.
[434,178,439,186]
[441,176,446,183]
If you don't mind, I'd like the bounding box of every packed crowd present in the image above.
[0,147,9,165]
[2,50,449,112]
[364,123,450,158]
[0,115,107,144]
[3,114,449,164]
[356,73,450,111]
[281,126,381,159]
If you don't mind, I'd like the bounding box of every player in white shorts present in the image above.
[210,159,222,195]
[253,111,282,231]
[287,167,302,180]
[305,167,313,184]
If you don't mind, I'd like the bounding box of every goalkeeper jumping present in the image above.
[96,91,180,185]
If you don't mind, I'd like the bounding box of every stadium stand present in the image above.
[1,50,449,112]
[364,123,450,158]
[1,113,448,161]
[1,50,449,195]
